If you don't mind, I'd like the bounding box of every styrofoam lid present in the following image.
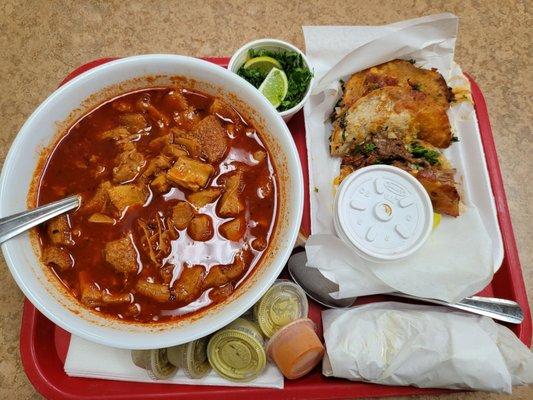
[334,165,433,262]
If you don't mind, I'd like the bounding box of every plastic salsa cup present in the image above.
[334,165,433,262]
[131,348,178,380]
[167,337,211,379]
[266,318,324,379]
[253,279,309,337]
[207,317,266,382]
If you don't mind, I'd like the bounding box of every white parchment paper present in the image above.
[322,302,533,393]
[306,205,492,301]
[302,14,503,303]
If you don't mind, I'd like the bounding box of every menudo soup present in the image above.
[35,86,278,323]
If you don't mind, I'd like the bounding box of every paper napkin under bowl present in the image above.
[64,335,284,389]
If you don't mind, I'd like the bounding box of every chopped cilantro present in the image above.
[363,143,377,154]
[352,144,361,155]
[237,49,313,111]
[339,114,347,129]
[410,142,441,165]
[329,80,346,122]
[314,187,319,193]
[329,97,344,122]
[236,67,265,88]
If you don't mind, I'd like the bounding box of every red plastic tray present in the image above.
[20,58,531,400]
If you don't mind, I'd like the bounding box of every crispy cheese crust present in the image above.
[331,86,452,155]
[330,60,460,216]
[340,59,453,114]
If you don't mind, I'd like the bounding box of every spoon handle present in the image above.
[390,292,524,324]
[0,195,80,244]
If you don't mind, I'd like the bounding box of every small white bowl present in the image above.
[228,38,314,123]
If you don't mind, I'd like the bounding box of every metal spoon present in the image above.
[288,250,524,324]
[0,195,80,244]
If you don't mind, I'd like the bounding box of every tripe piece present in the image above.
[42,246,73,271]
[166,156,214,191]
[87,213,115,224]
[173,265,205,304]
[107,184,147,212]
[118,113,148,133]
[104,235,138,274]
[112,144,145,184]
[203,252,246,289]
[187,187,222,208]
[47,215,73,246]
[219,216,246,242]
[134,280,171,303]
[79,271,131,307]
[208,98,239,124]
[218,171,244,217]
[171,201,195,230]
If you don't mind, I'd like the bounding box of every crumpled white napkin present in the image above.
[305,206,493,302]
[64,335,284,389]
[301,14,502,303]
[322,302,533,393]
[307,13,457,93]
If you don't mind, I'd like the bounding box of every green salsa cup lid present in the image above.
[131,348,178,380]
[131,349,149,369]
[207,323,266,382]
[149,348,178,380]
[254,280,309,337]
[168,338,211,379]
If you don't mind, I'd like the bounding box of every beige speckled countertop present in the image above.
[1,1,531,398]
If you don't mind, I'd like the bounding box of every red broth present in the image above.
[35,87,278,323]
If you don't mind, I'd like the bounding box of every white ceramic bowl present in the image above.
[0,54,303,349]
[228,38,314,122]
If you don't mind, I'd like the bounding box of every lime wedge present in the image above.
[433,212,441,229]
[258,68,288,108]
[243,56,282,75]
